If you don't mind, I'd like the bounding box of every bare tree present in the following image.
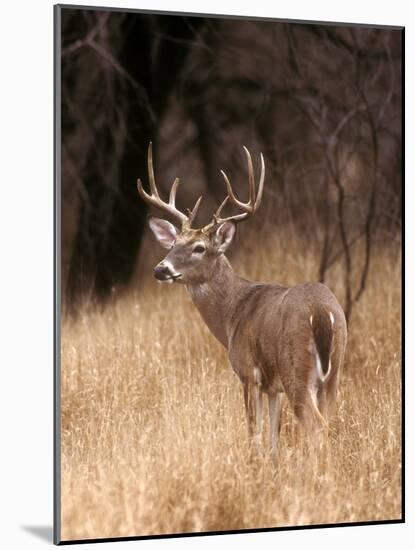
[61,9,204,309]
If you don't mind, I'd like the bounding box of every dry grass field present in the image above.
[60,228,402,541]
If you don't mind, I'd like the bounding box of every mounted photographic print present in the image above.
[54,4,404,544]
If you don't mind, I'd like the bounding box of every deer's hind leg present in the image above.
[243,381,254,438]
[297,390,329,451]
[281,344,328,448]
[242,371,263,444]
[318,337,346,420]
[268,392,283,459]
[253,368,263,443]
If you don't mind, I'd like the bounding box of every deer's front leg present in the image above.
[242,378,263,444]
[243,382,254,438]
[268,393,283,459]
[253,382,263,444]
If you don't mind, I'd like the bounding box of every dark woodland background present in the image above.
[60,8,402,320]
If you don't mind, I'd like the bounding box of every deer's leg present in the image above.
[253,383,263,444]
[281,347,328,450]
[243,382,254,438]
[268,393,283,458]
[289,390,328,452]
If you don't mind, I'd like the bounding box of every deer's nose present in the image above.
[154,263,172,280]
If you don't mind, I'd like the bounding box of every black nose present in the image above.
[154,264,171,280]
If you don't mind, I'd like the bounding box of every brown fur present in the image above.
[149,220,348,453]
[187,259,347,447]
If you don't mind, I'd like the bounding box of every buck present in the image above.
[137,143,347,456]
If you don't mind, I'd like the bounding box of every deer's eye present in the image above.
[193,244,206,254]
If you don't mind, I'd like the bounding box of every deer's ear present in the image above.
[148,217,179,249]
[214,221,236,253]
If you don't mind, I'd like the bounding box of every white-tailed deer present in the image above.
[137,143,347,456]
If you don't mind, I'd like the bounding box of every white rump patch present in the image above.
[315,349,324,381]
[315,346,332,383]
[309,314,313,326]
[329,311,335,326]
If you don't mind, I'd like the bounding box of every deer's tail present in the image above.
[310,307,334,383]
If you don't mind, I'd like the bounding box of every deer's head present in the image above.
[137,143,265,286]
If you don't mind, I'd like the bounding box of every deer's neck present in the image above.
[186,255,250,348]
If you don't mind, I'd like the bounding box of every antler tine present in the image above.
[187,195,203,226]
[243,145,256,205]
[136,177,154,206]
[203,147,265,230]
[214,194,248,223]
[220,169,243,209]
[214,195,229,220]
[168,177,180,206]
[147,142,159,198]
[255,152,265,210]
[137,143,190,226]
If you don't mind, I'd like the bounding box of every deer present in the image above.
[137,143,347,457]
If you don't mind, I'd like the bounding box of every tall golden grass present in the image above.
[60,229,401,541]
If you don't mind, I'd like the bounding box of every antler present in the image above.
[137,143,202,228]
[204,146,265,230]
